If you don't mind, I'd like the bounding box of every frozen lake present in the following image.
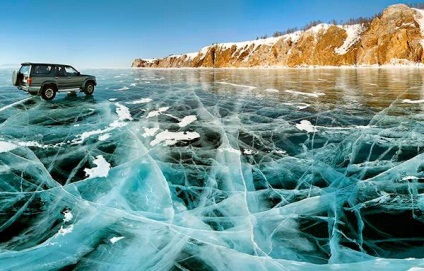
[0,68,423,270]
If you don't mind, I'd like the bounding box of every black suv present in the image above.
[12,63,97,100]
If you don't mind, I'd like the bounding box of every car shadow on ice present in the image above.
[33,94,98,109]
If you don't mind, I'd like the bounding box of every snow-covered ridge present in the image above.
[307,23,331,35]
[213,36,282,50]
[140,59,157,64]
[198,30,304,58]
[168,52,198,60]
[141,22,349,63]
[335,24,365,55]
[159,30,305,63]
[133,4,424,68]
[135,22,363,65]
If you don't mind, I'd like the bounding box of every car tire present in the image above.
[12,70,19,86]
[84,82,95,95]
[41,85,56,100]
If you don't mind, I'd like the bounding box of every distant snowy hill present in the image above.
[133,4,424,68]
[0,64,19,69]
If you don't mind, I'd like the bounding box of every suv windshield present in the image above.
[65,66,78,75]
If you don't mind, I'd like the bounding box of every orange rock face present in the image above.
[132,4,424,68]
[358,4,424,65]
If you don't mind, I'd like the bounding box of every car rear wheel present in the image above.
[84,82,95,95]
[41,85,56,100]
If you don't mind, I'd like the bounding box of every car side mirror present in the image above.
[76,72,81,76]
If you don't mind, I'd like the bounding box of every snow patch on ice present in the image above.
[63,210,73,223]
[25,102,132,145]
[216,82,257,90]
[57,224,74,236]
[142,127,159,138]
[17,141,57,149]
[146,107,169,118]
[84,155,111,179]
[115,103,133,121]
[402,176,419,181]
[77,129,111,143]
[110,236,125,244]
[117,86,129,91]
[296,120,318,133]
[98,134,110,141]
[0,141,18,153]
[244,149,254,155]
[126,98,152,105]
[178,115,197,127]
[150,130,200,146]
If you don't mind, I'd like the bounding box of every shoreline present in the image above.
[130,64,424,70]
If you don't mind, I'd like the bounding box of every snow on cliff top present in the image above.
[198,31,303,58]
[217,36,282,50]
[306,23,331,35]
[142,23,367,61]
[282,30,303,43]
[141,59,157,63]
[335,24,365,55]
[168,52,198,60]
[140,5,424,63]
[196,23,336,59]
[199,37,280,57]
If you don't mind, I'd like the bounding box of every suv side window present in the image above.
[54,66,67,76]
[32,65,52,76]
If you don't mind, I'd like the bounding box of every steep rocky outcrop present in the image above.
[132,4,424,68]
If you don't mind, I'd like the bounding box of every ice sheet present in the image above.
[0,68,423,270]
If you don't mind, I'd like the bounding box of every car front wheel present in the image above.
[84,82,95,95]
[41,85,56,100]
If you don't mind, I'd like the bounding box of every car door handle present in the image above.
[55,77,59,79]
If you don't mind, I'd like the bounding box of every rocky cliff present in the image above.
[132,4,424,68]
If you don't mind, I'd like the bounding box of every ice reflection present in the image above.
[0,68,423,270]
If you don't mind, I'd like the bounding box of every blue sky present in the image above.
[0,0,422,68]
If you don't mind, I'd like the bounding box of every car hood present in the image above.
[81,74,96,79]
